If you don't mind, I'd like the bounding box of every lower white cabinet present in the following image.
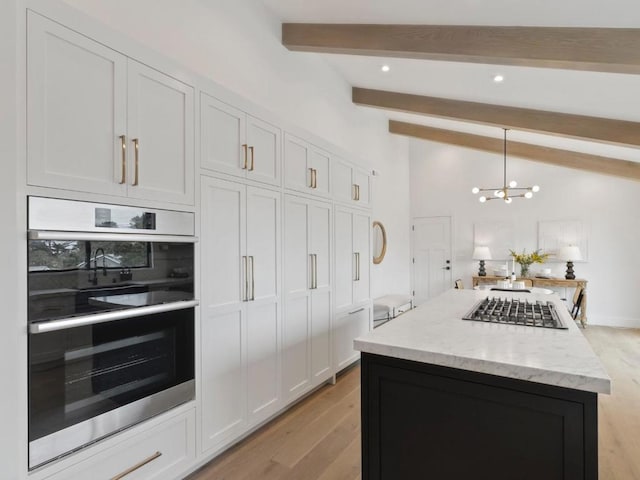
[44,409,196,480]
[200,176,281,453]
[334,305,372,371]
[282,195,332,402]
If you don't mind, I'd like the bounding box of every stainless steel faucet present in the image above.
[89,248,107,285]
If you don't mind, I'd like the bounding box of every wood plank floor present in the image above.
[188,326,640,480]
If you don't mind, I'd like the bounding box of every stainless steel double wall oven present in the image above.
[27,197,198,469]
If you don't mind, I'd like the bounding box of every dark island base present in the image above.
[361,353,598,480]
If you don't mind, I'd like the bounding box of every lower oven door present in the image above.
[28,306,195,469]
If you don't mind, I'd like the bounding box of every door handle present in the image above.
[243,256,248,301]
[242,144,248,170]
[308,168,314,188]
[311,254,318,289]
[249,146,255,171]
[442,266,451,270]
[309,253,314,289]
[132,138,139,186]
[354,252,360,281]
[119,135,126,184]
[312,168,317,189]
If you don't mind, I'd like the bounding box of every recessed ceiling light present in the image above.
[493,74,504,83]
[381,65,390,72]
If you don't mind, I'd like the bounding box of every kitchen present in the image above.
[1,0,640,479]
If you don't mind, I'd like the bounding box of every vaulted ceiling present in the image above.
[263,0,640,180]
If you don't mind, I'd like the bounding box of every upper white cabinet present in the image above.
[282,195,332,402]
[27,11,194,205]
[200,176,281,454]
[332,158,371,207]
[201,93,281,187]
[283,133,331,198]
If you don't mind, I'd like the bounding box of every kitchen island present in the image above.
[354,289,610,480]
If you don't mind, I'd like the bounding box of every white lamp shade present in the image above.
[557,245,582,261]
[472,246,492,260]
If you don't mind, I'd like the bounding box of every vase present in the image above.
[519,264,530,278]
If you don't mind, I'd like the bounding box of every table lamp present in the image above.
[472,246,492,277]
[557,245,582,280]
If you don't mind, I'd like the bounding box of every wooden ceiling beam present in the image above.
[282,24,640,74]
[389,120,640,181]
[353,88,640,148]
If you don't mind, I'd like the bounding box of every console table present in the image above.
[472,276,588,327]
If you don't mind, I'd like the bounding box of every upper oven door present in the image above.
[28,197,197,325]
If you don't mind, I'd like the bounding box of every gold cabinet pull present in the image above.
[111,451,162,480]
[352,184,357,201]
[132,138,139,186]
[242,144,248,170]
[308,167,314,188]
[313,253,318,288]
[249,146,255,171]
[355,184,360,201]
[312,168,317,189]
[243,256,249,301]
[119,135,126,184]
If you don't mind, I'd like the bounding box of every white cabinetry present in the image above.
[200,176,281,453]
[332,158,371,207]
[333,206,372,371]
[282,195,332,402]
[283,133,331,197]
[27,11,194,205]
[44,409,196,480]
[201,93,281,187]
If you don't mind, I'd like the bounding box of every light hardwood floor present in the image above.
[188,326,640,480]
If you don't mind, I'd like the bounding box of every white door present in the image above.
[334,305,371,372]
[127,60,194,205]
[27,11,127,197]
[200,93,247,178]
[332,159,354,204]
[246,115,281,186]
[309,147,331,197]
[353,169,371,207]
[246,186,281,422]
[200,177,247,452]
[283,134,311,193]
[412,217,452,305]
[282,196,311,399]
[334,207,354,311]
[309,200,332,383]
[353,211,371,305]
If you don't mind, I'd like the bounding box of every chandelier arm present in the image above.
[507,187,534,191]
[503,128,507,189]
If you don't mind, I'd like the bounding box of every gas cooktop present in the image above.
[463,297,567,330]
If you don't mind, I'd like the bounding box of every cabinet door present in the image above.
[282,196,311,399]
[283,134,311,193]
[334,208,354,311]
[334,306,371,372]
[353,168,371,207]
[247,115,281,186]
[309,200,332,383]
[246,186,281,419]
[200,93,247,178]
[310,147,331,197]
[27,11,127,197]
[332,159,353,204]
[127,61,194,205]
[200,177,247,452]
[353,211,371,305]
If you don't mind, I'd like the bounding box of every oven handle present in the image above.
[28,230,198,243]
[29,300,199,334]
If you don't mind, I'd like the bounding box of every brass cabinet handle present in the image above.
[132,138,139,186]
[242,144,248,170]
[312,169,318,189]
[355,184,360,201]
[249,146,255,171]
[355,252,360,281]
[111,451,162,480]
[348,307,365,315]
[308,167,314,188]
[249,255,255,300]
[119,135,126,184]
[309,253,314,289]
[313,253,318,288]
[352,184,357,201]
[357,185,360,201]
[243,256,249,301]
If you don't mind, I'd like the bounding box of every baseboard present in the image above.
[587,315,640,329]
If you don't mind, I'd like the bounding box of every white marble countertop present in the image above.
[355,289,611,394]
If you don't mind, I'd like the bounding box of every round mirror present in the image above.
[372,221,387,264]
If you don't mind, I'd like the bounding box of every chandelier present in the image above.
[471,128,539,203]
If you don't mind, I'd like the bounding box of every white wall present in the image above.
[61,0,412,298]
[410,140,640,327]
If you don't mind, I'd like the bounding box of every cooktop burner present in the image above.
[463,297,567,329]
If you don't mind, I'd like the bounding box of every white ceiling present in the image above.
[261,0,640,161]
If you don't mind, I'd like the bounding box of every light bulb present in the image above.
[505,197,513,204]
[509,180,518,188]
[493,74,504,83]
[497,190,505,198]
[479,196,487,203]
[381,65,390,72]
[532,185,540,192]
[524,191,533,199]
[472,187,480,194]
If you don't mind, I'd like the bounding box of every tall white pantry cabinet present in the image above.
[19,1,372,478]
